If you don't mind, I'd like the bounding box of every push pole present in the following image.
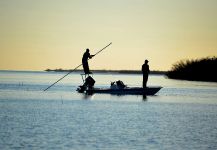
[43,42,112,91]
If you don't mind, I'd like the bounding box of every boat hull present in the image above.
[85,86,162,95]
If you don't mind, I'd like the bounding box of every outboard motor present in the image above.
[77,76,95,93]
[84,76,95,88]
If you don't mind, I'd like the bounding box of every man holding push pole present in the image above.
[82,48,95,74]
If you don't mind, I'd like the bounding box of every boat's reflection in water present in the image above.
[81,92,148,101]
[142,95,147,101]
[81,93,95,100]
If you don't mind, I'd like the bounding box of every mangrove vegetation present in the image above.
[167,57,217,82]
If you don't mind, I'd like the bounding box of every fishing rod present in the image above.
[43,42,112,91]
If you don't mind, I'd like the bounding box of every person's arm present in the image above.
[89,54,95,59]
[87,52,91,59]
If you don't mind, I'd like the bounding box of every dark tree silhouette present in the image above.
[167,57,217,82]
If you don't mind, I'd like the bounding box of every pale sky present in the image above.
[0,0,217,71]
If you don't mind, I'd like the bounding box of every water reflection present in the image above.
[82,93,94,100]
[142,95,147,101]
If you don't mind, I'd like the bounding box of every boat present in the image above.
[84,86,162,95]
[77,76,162,95]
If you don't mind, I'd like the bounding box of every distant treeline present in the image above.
[166,57,217,82]
[45,69,166,75]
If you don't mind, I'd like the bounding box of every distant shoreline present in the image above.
[45,69,166,75]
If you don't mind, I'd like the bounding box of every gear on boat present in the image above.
[110,80,127,89]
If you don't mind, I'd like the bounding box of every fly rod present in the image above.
[43,42,112,91]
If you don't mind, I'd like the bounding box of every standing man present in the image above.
[142,59,150,88]
[82,48,95,74]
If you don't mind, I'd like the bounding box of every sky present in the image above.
[0,0,217,71]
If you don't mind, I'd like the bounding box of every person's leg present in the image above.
[143,75,145,88]
[143,75,148,88]
[83,62,90,74]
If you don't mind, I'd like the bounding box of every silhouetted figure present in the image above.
[142,59,150,88]
[82,48,95,74]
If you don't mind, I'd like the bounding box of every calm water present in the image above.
[0,71,217,150]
